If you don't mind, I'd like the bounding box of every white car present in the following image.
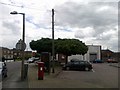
[27,57,40,63]
[27,57,35,63]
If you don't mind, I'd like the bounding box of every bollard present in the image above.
[24,63,28,79]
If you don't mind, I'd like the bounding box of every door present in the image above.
[90,53,97,62]
[72,61,80,70]
[79,61,86,70]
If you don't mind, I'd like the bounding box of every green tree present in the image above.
[30,38,52,53]
[55,38,88,63]
[30,38,88,63]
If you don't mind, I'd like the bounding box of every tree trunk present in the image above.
[65,55,68,64]
[83,55,84,60]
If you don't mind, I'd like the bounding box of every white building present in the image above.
[68,45,101,62]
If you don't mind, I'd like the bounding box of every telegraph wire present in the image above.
[0,2,49,12]
[0,2,23,8]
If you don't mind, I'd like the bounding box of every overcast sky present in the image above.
[0,0,119,52]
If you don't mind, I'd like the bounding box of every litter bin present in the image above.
[24,63,28,79]
[38,62,44,80]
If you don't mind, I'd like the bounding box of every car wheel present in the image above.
[66,67,70,70]
[4,74,7,78]
[85,67,89,71]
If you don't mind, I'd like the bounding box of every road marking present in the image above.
[5,60,14,62]
[0,82,2,90]
[92,69,95,72]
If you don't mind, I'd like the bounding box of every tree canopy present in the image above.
[30,38,52,53]
[30,38,88,56]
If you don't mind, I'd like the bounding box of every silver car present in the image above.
[0,62,7,78]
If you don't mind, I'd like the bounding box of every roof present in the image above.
[102,49,114,53]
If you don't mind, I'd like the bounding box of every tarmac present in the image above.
[27,63,120,88]
[1,62,119,89]
[109,63,120,68]
[28,63,102,88]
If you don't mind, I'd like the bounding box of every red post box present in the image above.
[38,62,44,80]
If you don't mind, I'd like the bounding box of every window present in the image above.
[4,51,6,53]
[85,61,90,64]
[14,53,17,55]
[80,61,85,64]
[10,55,13,58]
[11,51,13,54]
[4,55,6,58]
[8,51,10,54]
[74,61,79,65]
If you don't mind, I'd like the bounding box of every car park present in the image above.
[62,59,92,71]
[0,62,7,78]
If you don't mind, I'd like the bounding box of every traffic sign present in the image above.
[16,39,26,51]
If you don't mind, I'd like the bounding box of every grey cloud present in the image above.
[55,2,118,37]
[0,3,21,35]
[54,2,118,51]
[95,34,111,41]
[2,21,20,35]
[74,31,85,38]
[106,38,118,51]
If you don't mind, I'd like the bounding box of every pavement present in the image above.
[1,62,120,89]
[109,63,120,68]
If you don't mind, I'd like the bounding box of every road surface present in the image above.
[2,61,28,88]
[57,63,118,88]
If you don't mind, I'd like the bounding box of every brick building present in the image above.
[0,47,32,60]
[101,49,120,62]
[0,47,13,60]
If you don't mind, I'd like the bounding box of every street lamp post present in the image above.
[10,11,25,80]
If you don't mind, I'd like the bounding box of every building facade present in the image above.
[85,45,101,62]
[57,45,101,63]
[0,47,32,60]
[68,45,101,62]
[0,47,13,60]
[101,49,120,62]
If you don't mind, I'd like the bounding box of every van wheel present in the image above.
[85,67,89,71]
[66,67,70,70]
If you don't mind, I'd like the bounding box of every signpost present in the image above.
[16,39,26,51]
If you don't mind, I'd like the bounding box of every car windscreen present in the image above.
[73,61,80,65]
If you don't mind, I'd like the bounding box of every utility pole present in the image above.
[52,9,55,73]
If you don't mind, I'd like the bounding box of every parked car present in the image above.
[93,59,103,63]
[27,57,39,63]
[27,57,34,63]
[34,60,41,65]
[106,59,118,63]
[62,60,92,71]
[0,62,7,78]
